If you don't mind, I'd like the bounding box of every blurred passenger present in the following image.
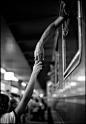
[29,96,40,121]
[0,93,10,118]
[0,61,42,123]
[9,98,18,112]
[39,98,47,121]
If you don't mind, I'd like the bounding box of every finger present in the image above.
[38,49,43,54]
[37,65,42,69]
[34,55,39,62]
[36,61,42,65]
[35,64,42,70]
[35,60,42,64]
[35,68,42,76]
[37,66,42,71]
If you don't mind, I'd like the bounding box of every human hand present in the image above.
[34,42,44,62]
[32,61,42,78]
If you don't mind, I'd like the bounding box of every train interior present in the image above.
[1,1,86,124]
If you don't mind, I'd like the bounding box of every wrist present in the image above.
[30,72,37,80]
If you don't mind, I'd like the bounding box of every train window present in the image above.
[63,1,82,79]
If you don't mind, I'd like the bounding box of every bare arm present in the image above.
[34,0,76,61]
[15,61,42,118]
[34,16,67,61]
[40,16,67,45]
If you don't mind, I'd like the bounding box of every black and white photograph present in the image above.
[1,1,85,124]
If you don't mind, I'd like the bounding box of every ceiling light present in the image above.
[4,72,14,80]
[21,82,26,87]
[4,71,19,82]
[1,68,6,74]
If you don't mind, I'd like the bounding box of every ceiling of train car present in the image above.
[1,1,61,93]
